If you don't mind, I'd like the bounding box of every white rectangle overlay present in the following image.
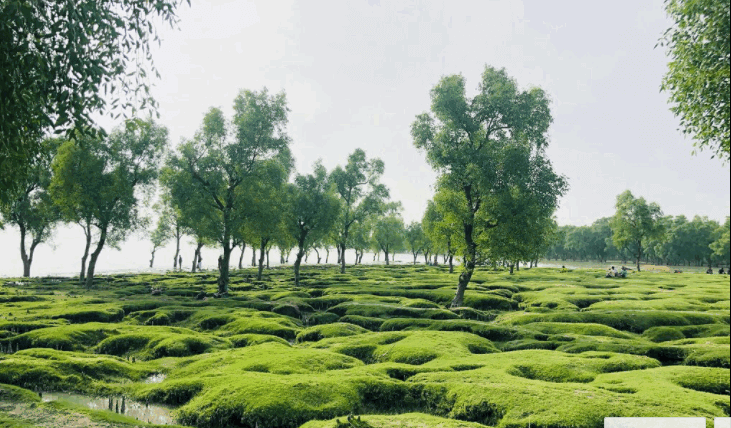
[715,417,731,428]
[605,418,706,428]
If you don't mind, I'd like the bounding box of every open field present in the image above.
[0,266,728,428]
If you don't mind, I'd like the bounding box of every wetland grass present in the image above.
[0,266,728,427]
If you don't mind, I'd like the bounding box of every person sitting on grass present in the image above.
[719,267,726,275]
[606,266,617,278]
[706,267,713,274]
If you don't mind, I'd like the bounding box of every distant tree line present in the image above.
[545,191,730,269]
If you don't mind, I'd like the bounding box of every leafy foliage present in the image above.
[659,0,730,161]
[0,0,188,198]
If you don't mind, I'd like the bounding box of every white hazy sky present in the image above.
[1,0,729,277]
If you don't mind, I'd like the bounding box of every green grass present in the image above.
[0,265,728,428]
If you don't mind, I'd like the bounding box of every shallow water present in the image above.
[41,392,177,425]
[144,373,167,384]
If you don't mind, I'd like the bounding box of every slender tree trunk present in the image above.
[384,249,390,265]
[257,238,267,280]
[451,219,476,308]
[516,262,520,271]
[192,241,203,272]
[85,228,108,289]
[336,245,342,264]
[339,242,347,274]
[173,234,181,270]
[413,253,417,265]
[325,247,330,263]
[19,224,31,277]
[218,243,232,294]
[294,234,307,286]
[238,243,246,269]
[150,248,156,268]
[636,240,642,272]
[433,254,438,266]
[304,251,308,263]
[79,221,92,283]
[509,264,515,274]
[266,247,270,269]
[449,255,454,273]
[251,248,257,267]
[313,247,321,264]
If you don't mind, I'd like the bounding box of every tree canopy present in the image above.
[0,0,188,199]
[162,89,291,293]
[659,0,730,162]
[611,190,665,272]
[412,65,567,307]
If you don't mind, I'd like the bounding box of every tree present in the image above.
[245,155,294,280]
[710,217,730,267]
[0,138,62,277]
[285,162,341,286]
[611,190,664,272]
[162,89,290,294]
[149,211,172,268]
[330,149,389,274]
[412,66,567,307]
[0,0,188,199]
[373,215,405,265]
[404,222,426,265]
[51,118,167,287]
[659,0,730,162]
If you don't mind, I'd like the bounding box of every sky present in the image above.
[1,0,729,277]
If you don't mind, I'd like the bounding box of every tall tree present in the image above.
[285,162,341,286]
[162,89,290,294]
[149,212,172,268]
[611,190,664,272]
[0,0,188,199]
[330,149,389,274]
[710,217,730,267]
[51,118,168,287]
[373,215,405,265]
[659,0,730,162]
[404,222,426,265]
[412,66,567,307]
[0,138,62,277]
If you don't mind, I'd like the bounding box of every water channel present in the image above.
[41,389,178,426]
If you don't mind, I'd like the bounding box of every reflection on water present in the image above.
[144,373,167,383]
[41,392,177,425]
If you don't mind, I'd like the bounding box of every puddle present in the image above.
[41,392,178,425]
[144,373,167,383]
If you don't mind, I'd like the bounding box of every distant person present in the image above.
[179,255,183,270]
[719,267,726,275]
[198,256,202,271]
[706,267,713,274]
[606,266,615,278]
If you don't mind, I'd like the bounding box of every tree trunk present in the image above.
[450,219,476,308]
[509,264,514,274]
[251,248,257,267]
[238,243,246,269]
[218,243,232,294]
[266,248,270,268]
[384,249,390,265]
[173,234,180,270]
[79,221,92,283]
[150,248,155,268]
[359,252,364,264]
[294,234,307,286]
[304,251,308,263]
[449,255,454,273]
[192,241,203,272]
[258,238,267,280]
[516,262,520,271]
[636,240,642,272]
[85,228,108,288]
[19,224,31,277]
[313,247,321,264]
[294,249,305,286]
[413,253,417,265]
[339,243,346,274]
[325,247,329,263]
[433,254,438,265]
